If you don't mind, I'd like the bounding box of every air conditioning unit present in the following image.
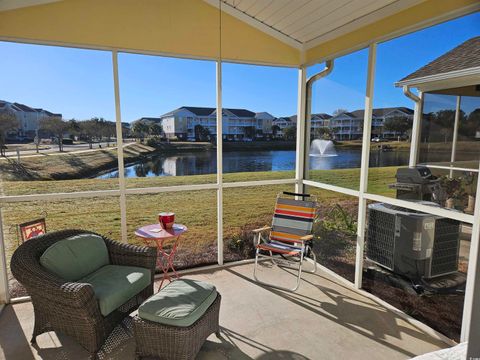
[366,203,460,279]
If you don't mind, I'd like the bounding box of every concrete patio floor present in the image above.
[0,262,449,360]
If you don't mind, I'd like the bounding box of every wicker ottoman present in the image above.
[133,279,221,360]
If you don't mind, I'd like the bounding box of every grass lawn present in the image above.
[1,167,397,272]
[3,166,467,341]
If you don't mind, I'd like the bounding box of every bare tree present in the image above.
[96,118,116,146]
[40,116,69,152]
[79,119,100,149]
[0,110,19,156]
[332,108,348,116]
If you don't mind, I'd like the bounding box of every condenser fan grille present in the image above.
[366,209,395,270]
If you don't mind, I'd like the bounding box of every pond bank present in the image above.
[0,143,156,181]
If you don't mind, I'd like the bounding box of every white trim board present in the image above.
[396,67,480,89]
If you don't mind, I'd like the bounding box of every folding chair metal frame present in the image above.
[253,192,318,292]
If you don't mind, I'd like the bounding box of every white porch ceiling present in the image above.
[205,0,425,50]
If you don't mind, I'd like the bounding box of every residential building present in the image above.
[328,107,413,140]
[276,113,331,138]
[272,116,296,138]
[372,107,414,138]
[311,113,332,136]
[254,112,274,138]
[0,100,62,139]
[160,106,275,140]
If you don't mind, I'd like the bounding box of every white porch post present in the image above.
[0,209,9,305]
[462,161,480,346]
[295,66,307,194]
[408,90,423,168]
[355,43,376,289]
[216,61,224,265]
[112,50,128,243]
[450,96,461,177]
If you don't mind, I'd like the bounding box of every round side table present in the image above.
[135,223,187,290]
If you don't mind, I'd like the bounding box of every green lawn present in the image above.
[1,167,398,277]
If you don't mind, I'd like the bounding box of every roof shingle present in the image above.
[162,106,256,118]
[399,36,480,82]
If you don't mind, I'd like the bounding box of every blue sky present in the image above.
[0,12,478,122]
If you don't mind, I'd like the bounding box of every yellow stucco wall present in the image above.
[0,0,300,66]
[306,0,479,64]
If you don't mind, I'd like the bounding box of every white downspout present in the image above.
[303,60,334,181]
[403,85,423,168]
[295,67,307,194]
[450,96,461,177]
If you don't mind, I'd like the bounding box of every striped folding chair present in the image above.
[253,191,317,291]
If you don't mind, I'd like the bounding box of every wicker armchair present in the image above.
[10,229,157,360]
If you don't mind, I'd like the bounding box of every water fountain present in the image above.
[310,139,338,157]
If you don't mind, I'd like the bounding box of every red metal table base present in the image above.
[135,223,188,292]
[153,235,182,290]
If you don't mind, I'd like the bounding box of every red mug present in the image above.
[159,212,175,229]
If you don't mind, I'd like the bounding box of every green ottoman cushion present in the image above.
[81,264,151,316]
[138,279,217,327]
[40,234,109,281]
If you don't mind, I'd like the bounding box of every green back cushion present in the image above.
[40,234,109,281]
[138,279,217,327]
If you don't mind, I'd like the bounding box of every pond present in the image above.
[97,148,414,178]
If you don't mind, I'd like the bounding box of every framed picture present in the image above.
[18,218,47,243]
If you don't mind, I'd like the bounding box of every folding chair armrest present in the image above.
[300,234,314,241]
[252,226,271,234]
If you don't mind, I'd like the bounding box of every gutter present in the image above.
[395,66,480,88]
[402,85,420,103]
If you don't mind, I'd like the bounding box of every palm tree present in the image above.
[271,124,281,138]
[283,126,297,140]
[149,123,163,137]
[132,121,149,142]
[194,124,211,141]
[243,126,255,139]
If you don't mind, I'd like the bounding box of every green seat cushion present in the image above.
[40,234,109,281]
[138,279,217,327]
[81,265,151,316]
